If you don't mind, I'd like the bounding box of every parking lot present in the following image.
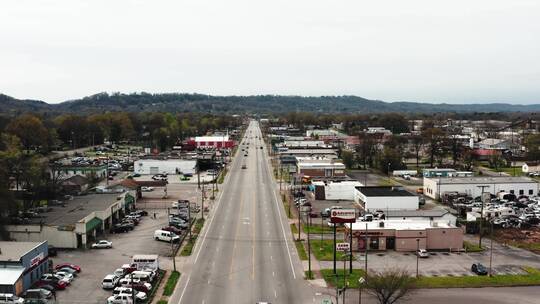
[41,174,205,304]
[52,208,173,303]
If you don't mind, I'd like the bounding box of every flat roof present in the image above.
[0,267,25,285]
[429,176,538,185]
[0,241,45,261]
[29,193,123,226]
[385,209,450,218]
[356,186,415,197]
[347,220,454,231]
[423,168,457,172]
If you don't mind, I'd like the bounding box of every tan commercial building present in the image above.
[345,220,463,252]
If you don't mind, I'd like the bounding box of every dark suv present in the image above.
[471,263,488,275]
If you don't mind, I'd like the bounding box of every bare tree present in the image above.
[364,268,415,304]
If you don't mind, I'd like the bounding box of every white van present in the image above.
[102,274,120,289]
[154,230,180,242]
[0,293,24,304]
[132,270,155,282]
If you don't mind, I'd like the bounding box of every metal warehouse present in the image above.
[134,159,197,175]
[423,176,539,200]
[0,241,49,295]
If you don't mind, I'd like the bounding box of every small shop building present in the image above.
[0,241,49,295]
[345,220,463,252]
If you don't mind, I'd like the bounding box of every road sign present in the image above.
[321,299,333,304]
[330,209,357,223]
[358,277,365,284]
[336,242,350,252]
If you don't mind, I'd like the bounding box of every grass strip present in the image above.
[320,267,540,289]
[463,240,484,252]
[217,168,228,184]
[295,240,308,260]
[304,270,315,280]
[157,300,168,304]
[415,267,540,288]
[290,223,298,235]
[162,271,181,296]
[321,269,366,289]
[311,239,354,261]
[303,223,331,234]
[180,235,198,256]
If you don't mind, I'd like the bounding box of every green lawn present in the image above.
[310,240,354,261]
[463,240,484,252]
[378,177,400,186]
[415,267,540,288]
[321,269,366,289]
[162,271,181,296]
[303,223,332,234]
[193,218,205,234]
[157,300,168,304]
[295,241,308,260]
[290,223,298,235]
[304,270,315,280]
[180,236,197,256]
[217,168,228,184]
[320,267,540,289]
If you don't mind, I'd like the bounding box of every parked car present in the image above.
[416,249,429,258]
[242,165,247,169]
[24,288,52,300]
[102,274,120,289]
[119,278,152,293]
[92,240,113,249]
[141,186,154,192]
[471,263,488,275]
[37,278,67,290]
[162,226,183,235]
[57,267,78,277]
[41,273,70,285]
[111,224,130,233]
[55,263,81,272]
[107,294,133,304]
[154,229,180,242]
[53,271,74,283]
[0,293,24,304]
[112,287,147,302]
[121,263,138,274]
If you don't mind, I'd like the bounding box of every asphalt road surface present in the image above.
[172,121,314,304]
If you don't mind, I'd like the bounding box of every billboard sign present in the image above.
[330,209,357,223]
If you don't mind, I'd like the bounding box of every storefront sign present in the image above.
[336,243,350,252]
[30,252,44,267]
[330,209,356,223]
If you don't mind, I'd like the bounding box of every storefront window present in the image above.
[370,237,379,250]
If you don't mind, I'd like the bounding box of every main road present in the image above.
[171,121,315,304]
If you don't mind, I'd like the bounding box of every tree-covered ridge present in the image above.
[1,92,540,114]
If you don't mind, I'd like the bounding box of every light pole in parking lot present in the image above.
[477,185,490,248]
[171,237,177,272]
[201,183,205,221]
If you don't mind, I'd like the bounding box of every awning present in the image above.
[125,193,135,206]
[85,217,103,232]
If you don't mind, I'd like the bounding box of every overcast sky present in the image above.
[1,0,539,104]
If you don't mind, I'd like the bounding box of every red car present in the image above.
[55,263,81,273]
[162,226,183,235]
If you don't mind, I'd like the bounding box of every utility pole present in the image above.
[364,223,368,276]
[201,183,205,221]
[307,214,312,279]
[349,224,353,274]
[298,205,302,241]
[170,237,176,272]
[489,222,494,277]
[477,185,489,248]
[416,238,420,278]
[333,222,337,274]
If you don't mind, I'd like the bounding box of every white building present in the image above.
[354,186,419,212]
[134,159,197,175]
[312,180,364,200]
[384,209,457,226]
[423,176,539,200]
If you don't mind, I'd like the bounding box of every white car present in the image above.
[141,186,154,192]
[41,273,70,285]
[92,240,113,249]
[112,287,147,302]
[417,249,430,258]
[54,271,74,283]
[107,294,133,304]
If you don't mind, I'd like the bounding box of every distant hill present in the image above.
[1,92,539,114]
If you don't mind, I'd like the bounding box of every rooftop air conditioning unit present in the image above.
[379,221,385,228]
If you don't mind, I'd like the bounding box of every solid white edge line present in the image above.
[269,154,297,279]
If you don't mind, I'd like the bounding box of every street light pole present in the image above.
[308,214,312,279]
[364,223,368,276]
